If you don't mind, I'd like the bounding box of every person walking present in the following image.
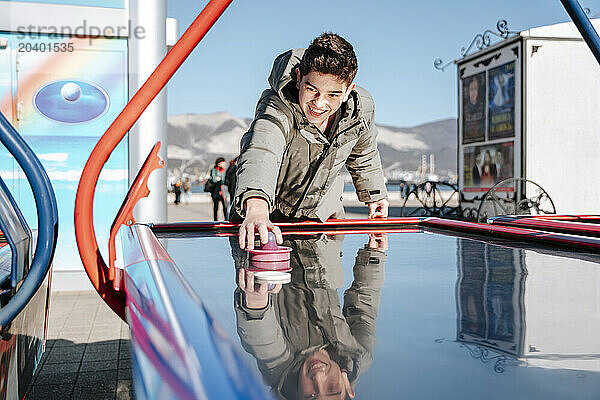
[173,178,182,205]
[225,157,238,203]
[209,157,228,220]
[183,177,192,204]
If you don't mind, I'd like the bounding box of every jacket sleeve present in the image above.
[224,166,235,188]
[342,248,386,360]
[235,290,293,387]
[209,168,219,183]
[234,90,291,218]
[345,108,388,203]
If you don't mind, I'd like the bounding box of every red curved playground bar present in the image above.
[74,0,233,319]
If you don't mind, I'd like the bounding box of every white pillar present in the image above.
[128,0,167,223]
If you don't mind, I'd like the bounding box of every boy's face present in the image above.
[298,349,354,399]
[296,69,355,131]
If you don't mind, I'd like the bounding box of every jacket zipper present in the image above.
[289,120,364,217]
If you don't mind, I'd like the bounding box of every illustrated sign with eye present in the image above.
[33,80,110,124]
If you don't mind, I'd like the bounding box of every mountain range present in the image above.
[167,111,457,178]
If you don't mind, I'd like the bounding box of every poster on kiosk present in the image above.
[458,43,521,201]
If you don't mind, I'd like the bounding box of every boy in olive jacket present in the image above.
[234,33,388,249]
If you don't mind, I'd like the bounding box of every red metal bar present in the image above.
[512,214,600,222]
[74,0,233,319]
[162,228,422,238]
[265,228,422,235]
[108,142,164,290]
[151,217,424,233]
[489,216,600,237]
[423,217,600,251]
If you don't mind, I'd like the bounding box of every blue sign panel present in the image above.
[34,80,109,124]
[0,33,128,273]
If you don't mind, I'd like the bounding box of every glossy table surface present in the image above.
[155,228,600,399]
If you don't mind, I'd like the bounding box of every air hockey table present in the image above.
[113,217,600,399]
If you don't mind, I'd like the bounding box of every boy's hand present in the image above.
[239,198,283,249]
[368,199,389,219]
[367,233,388,252]
[238,268,282,309]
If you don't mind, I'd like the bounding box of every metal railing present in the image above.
[0,112,57,329]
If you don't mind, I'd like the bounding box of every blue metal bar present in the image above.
[0,176,32,287]
[560,0,600,66]
[0,112,58,328]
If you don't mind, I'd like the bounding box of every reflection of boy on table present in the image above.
[231,234,387,399]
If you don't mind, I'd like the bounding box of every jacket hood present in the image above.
[268,49,305,100]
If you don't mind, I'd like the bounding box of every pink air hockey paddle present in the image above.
[247,232,292,264]
[247,232,292,283]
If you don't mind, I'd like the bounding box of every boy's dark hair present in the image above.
[299,33,358,85]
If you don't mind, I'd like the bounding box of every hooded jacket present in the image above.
[233,49,387,222]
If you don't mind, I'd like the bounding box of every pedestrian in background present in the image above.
[209,157,228,220]
[183,177,192,204]
[225,157,238,204]
[173,179,182,205]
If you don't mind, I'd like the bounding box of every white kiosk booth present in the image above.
[457,20,600,218]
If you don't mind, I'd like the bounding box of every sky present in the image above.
[165,0,597,127]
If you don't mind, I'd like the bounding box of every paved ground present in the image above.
[166,191,459,220]
[166,193,381,221]
[27,201,208,400]
[27,291,132,400]
[167,196,215,221]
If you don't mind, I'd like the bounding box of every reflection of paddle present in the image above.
[238,268,283,309]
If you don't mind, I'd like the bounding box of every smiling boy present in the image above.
[233,33,389,249]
